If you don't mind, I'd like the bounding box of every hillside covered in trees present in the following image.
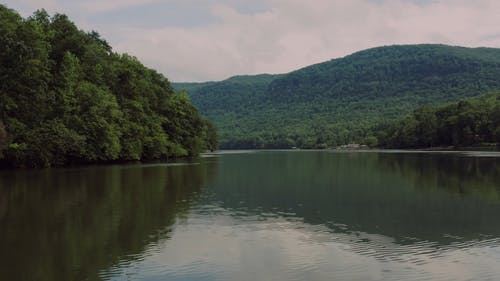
[376,92,500,148]
[175,44,500,149]
[0,5,216,167]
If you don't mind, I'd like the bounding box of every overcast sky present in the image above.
[4,0,500,81]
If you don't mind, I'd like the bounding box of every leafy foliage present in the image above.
[175,45,500,149]
[0,5,216,167]
[377,92,500,148]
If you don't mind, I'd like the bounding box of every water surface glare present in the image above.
[1,150,500,281]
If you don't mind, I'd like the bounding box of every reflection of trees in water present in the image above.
[0,159,217,281]
[378,153,500,200]
[208,152,500,245]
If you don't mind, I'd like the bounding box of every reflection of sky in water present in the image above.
[460,151,500,158]
[101,150,500,281]
[102,206,500,281]
[329,150,500,158]
[4,150,496,281]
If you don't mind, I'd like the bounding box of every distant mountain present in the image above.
[174,44,500,149]
[175,74,283,117]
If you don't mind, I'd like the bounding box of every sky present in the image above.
[4,0,500,82]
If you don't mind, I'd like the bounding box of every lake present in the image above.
[1,150,500,281]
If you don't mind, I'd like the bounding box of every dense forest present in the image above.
[175,45,500,149]
[376,92,500,148]
[0,5,216,167]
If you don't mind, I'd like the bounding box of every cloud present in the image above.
[10,0,59,15]
[72,0,165,13]
[4,0,500,81]
[109,0,500,81]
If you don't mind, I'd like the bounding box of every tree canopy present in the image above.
[0,5,216,167]
[376,92,500,148]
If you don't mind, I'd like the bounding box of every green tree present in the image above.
[0,4,216,167]
[71,82,122,161]
[414,105,437,147]
[379,92,500,148]
[203,119,218,151]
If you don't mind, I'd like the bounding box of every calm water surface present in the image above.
[1,150,500,281]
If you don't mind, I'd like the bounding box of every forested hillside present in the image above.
[0,5,216,167]
[175,74,282,119]
[377,92,500,148]
[175,45,500,149]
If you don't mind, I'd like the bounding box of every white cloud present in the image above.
[4,0,500,81]
[108,0,500,81]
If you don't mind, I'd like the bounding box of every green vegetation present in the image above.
[175,45,500,149]
[0,5,216,167]
[377,92,500,148]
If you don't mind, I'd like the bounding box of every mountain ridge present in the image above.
[174,44,500,148]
